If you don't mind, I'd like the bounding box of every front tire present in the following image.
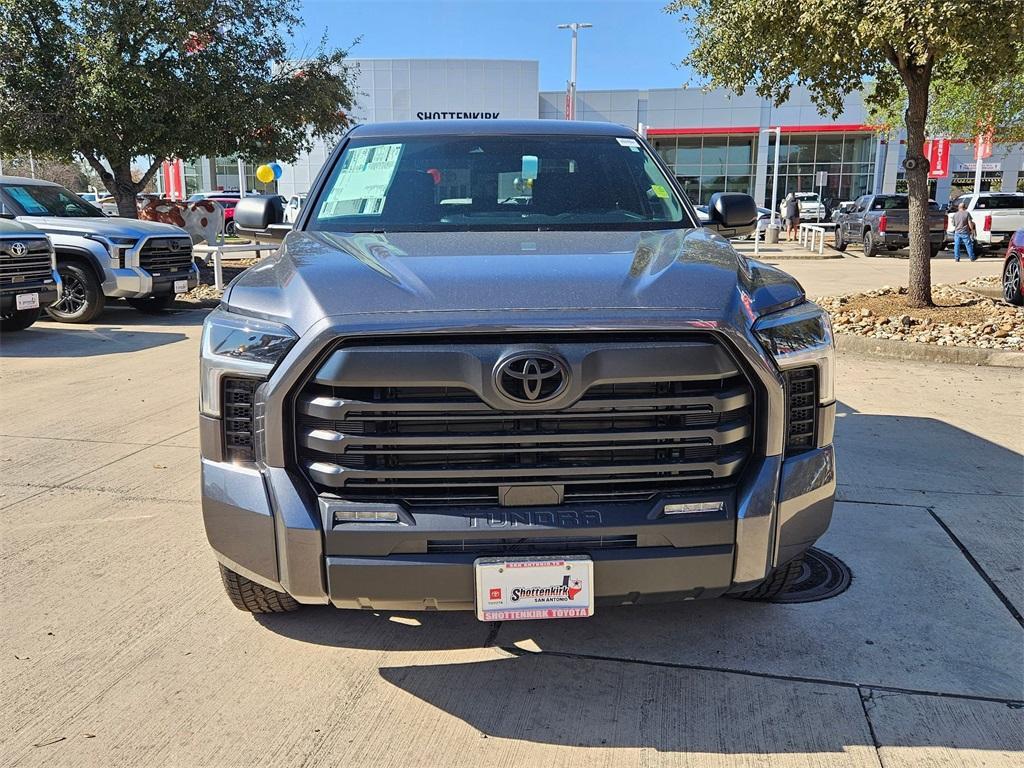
[46,263,105,323]
[219,564,300,613]
[833,225,847,252]
[0,306,42,332]
[863,230,879,258]
[732,556,804,601]
[1004,256,1023,305]
[126,293,174,314]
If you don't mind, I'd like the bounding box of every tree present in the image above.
[666,1,1024,307]
[0,0,357,218]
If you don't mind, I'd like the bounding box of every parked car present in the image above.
[749,207,774,239]
[1003,228,1024,305]
[834,194,946,257]
[188,191,243,203]
[76,191,100,204]
[830,201,856,223]
[0,175,199,322]
[945,192,1024,251]
[206,119,837,617]
[283,193,307,224]
[0,218,61,331]
[780,192,826,222]
[97,196,119,216]
[208,196,240,235]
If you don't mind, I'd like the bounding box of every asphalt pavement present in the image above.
[1,272,1021,766]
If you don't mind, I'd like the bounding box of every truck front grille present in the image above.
[294,338,756,506]
[0,238,52,286]
[138,237,193,273]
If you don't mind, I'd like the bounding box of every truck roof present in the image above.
[0,175,62,186]
[349,119,637,139]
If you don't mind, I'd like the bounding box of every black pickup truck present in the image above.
[834,194,946,257]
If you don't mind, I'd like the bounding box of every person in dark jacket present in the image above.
[783,193,800,241]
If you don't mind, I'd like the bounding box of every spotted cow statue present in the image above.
[138,199,225,245]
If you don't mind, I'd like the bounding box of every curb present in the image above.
[836,333,1024,368]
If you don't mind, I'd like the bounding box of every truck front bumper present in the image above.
[102,263,199,299]
[1,279,61,313]
[201,434,836,610]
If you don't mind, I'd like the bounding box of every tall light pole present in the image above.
[557,22,591,120]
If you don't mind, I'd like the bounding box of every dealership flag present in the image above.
[924,138,950,179]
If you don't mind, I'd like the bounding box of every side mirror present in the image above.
[704,192,757,239]
[235,195,292,241]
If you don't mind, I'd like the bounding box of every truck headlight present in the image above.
[200,308,297,417]
[753,302,834,403]
[85,235,138,267]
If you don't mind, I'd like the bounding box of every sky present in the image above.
[297,0,697,91]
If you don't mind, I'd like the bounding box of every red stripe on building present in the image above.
[646,124,876,136]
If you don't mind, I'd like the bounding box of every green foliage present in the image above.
[0,0,357,212]
[667,1,1023,117]
[665,0,1024,306]
[868,45,1024,143]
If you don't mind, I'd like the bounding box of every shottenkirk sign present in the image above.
[416,111,500,119]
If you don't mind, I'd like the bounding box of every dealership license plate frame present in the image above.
[173,280,189,294]
[474,555,594,622]
[16,293,40,310]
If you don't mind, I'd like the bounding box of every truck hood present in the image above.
[15,215,187,239]
[224,228,805,334]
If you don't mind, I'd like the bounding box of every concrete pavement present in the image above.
[1,296,1021,767]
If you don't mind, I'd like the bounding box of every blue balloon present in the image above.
[269,162,283,180]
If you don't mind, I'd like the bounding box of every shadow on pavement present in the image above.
[375,651,1023,754]
[0,305,205,358]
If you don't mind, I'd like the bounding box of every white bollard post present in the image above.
[214,247,224,291]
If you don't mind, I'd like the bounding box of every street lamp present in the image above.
[557,22,592,120]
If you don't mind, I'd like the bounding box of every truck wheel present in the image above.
[833,226,847,252]
[46,263,105,323]
[732,556,804,601]
[929,243,943,259]
[0,306,42,332]
[862,231,878,257]
[224,219,237,236]
[219,564,300,613]
[126,294,174,314]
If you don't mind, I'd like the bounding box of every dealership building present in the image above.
[169,58,1023,207]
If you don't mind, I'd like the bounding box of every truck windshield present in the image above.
[0,183,104,218]
[308,134,692,232]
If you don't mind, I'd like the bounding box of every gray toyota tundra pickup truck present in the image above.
[201,120,836,620]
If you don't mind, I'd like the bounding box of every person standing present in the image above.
[783,193,800,241]
[951,201,976,262]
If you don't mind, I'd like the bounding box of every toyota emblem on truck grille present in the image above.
[495,353,568,403]
[9,242,27,257]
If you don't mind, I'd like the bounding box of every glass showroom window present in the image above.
[655,135,757,204]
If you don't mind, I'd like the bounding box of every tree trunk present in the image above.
[110,162,141,219]
[903,73,933,308]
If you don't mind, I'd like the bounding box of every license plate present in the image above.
[474,555,594,621]
[173,280,188,294]
[16,293,39,310]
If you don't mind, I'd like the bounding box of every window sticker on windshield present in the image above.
[6,187,48,214]
[320,143,404,218]
[616,137,641,151]
[650,184,670,199]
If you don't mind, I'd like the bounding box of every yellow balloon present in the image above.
[256,164,274,184]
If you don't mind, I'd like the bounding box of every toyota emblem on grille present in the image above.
[9,242,27,257]
[168,239,181,251]
[495,353,569,403]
